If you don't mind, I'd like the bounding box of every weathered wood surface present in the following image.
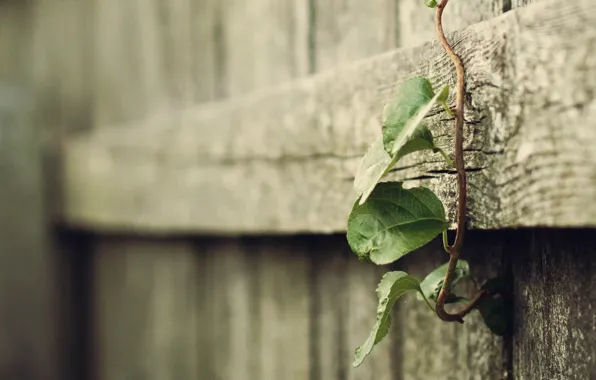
[399,0,506,47]
[312,0,397,71]
[399,233,510,380]
[61,0,596,234]
[93,239,201,379]
[89,2,210,379]
[513,230,596,380]
[0,86,56,378]
[0,3,62,379]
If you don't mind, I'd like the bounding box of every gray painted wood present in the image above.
[513,230,596,380]
[61,0,596,234]
[399,0,506,48]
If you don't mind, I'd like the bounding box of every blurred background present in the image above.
[0,1,536,379]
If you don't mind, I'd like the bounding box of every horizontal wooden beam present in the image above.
[60,0,596,234]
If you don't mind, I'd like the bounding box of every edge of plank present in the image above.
[60,0,596,234]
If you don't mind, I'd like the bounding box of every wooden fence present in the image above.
[1,0,596,379]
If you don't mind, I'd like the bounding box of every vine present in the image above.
[347,0,510,367]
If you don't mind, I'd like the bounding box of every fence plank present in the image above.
[310,238,348,380]
[93,239,200,380]
[513,230,596,380]
[90,1,209,379]
[309,3,401,378]
[221,0,309,95]
[0,86,57,380]
[257,239,311,380]
[399,0,506,48]
[513,0,538,7]
[201,2,313,380]
[312,0,397,71]
[0,3,59,379]
[399,234,510,380]
[62,0,596,234]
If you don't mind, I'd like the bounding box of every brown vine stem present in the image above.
[433,0,485,323]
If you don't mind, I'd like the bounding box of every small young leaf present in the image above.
[418,259,470,302]
[353,271,425,367]
[425,0,438,8]
[347,182,449,265]
[382,77,449,156]
[477,296,511,336]
[477,275,512,336]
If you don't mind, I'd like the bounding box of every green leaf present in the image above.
[347,182,449,265]
[353,137,393,205]
[477,296,511,336]
[418,259,470,302]
[382,77,449,156]
[353,271,426,367]
[353,125,438,205]
[395,125,435,160]
[425,0,438,8]
[477,275,512,336]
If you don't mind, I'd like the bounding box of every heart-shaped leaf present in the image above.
[353,271,428,367]
[418,259,471,302]
[347,182,449,265]
[382,77,449,155]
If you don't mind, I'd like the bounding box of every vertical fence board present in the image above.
[513,230,596,380]
[94,240,200,380]
[91,1,206,379]
[312,0,397,72]
[310,2,401,378]
[398,0,506,48]
[257,239,311,380]
[0,86,56,380]
[29,2,96,379]
[204,2,313,379]
[310,237,348,380]
[399,234,510,380]
[0,3,58,379]
[222,0,309,95]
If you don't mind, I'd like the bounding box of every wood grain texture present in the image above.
[312,0,397,71]
[398,234,510,380]
[512,0,537,7]
[399,0,506,48]
[0,3,60,379]
[93,239,200,380]
[90,2,209,380]
[310,3,401,379]
[61,0,596,234]
[0,85,56,378]
[221,0,309,95]
[513,230,596,380]
[93,0,224,126]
